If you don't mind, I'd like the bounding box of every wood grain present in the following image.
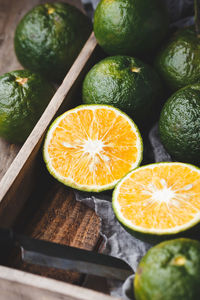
[0,266,119,300]
[11,183,100,284]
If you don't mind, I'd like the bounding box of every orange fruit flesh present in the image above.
[116,164,200,231]
[47,107,141,188]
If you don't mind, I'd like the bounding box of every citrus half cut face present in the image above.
[43,105,143,192]
[113,162,200,235]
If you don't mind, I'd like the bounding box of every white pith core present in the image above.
[62,138,110,172]
[82,138,104,156]
[141,179,194,207]
[142,179,176,205]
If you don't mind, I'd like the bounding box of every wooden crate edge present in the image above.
[0,32,97,203]
[0,265,119,300]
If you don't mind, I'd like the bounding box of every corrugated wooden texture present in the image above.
[11,183,101,284]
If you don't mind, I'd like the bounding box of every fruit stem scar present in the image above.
[137,267,143,276]
[171,255,186,266]
[131,67,141,73]
[47,7,55,14]
[15,77,28,85]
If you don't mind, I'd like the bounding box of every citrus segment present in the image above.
[43,105,143,192]
[113,162,200,235]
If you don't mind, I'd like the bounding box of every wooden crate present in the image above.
[0,1,119,299]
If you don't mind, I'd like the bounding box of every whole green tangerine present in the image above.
[159,83,200,165]
[155,27,200,91]
[14,2,92,82]
[94,0,169,57]
[0,70,55,143]
[134,238,200,300]
[82,55,163,128]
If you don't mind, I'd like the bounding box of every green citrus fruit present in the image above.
[0,70,55,143]
[155,27,200,91]
[43,105,143,192]
[94,0,169,57]
[113,162,200,243]
[14,3,92,82]
[134,238,200,300]
[82,55,163,128]
[159,84,200,165]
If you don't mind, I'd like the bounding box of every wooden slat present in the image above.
[0,266,119,300]
[0,141,20,180]
[0,31,98,226]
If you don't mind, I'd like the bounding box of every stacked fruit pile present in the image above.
[0,3,91,143]
[44,1,200,298]
[1,1,200,299]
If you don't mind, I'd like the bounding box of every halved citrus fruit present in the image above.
[43,105,143,192]
[113,162,200,236]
